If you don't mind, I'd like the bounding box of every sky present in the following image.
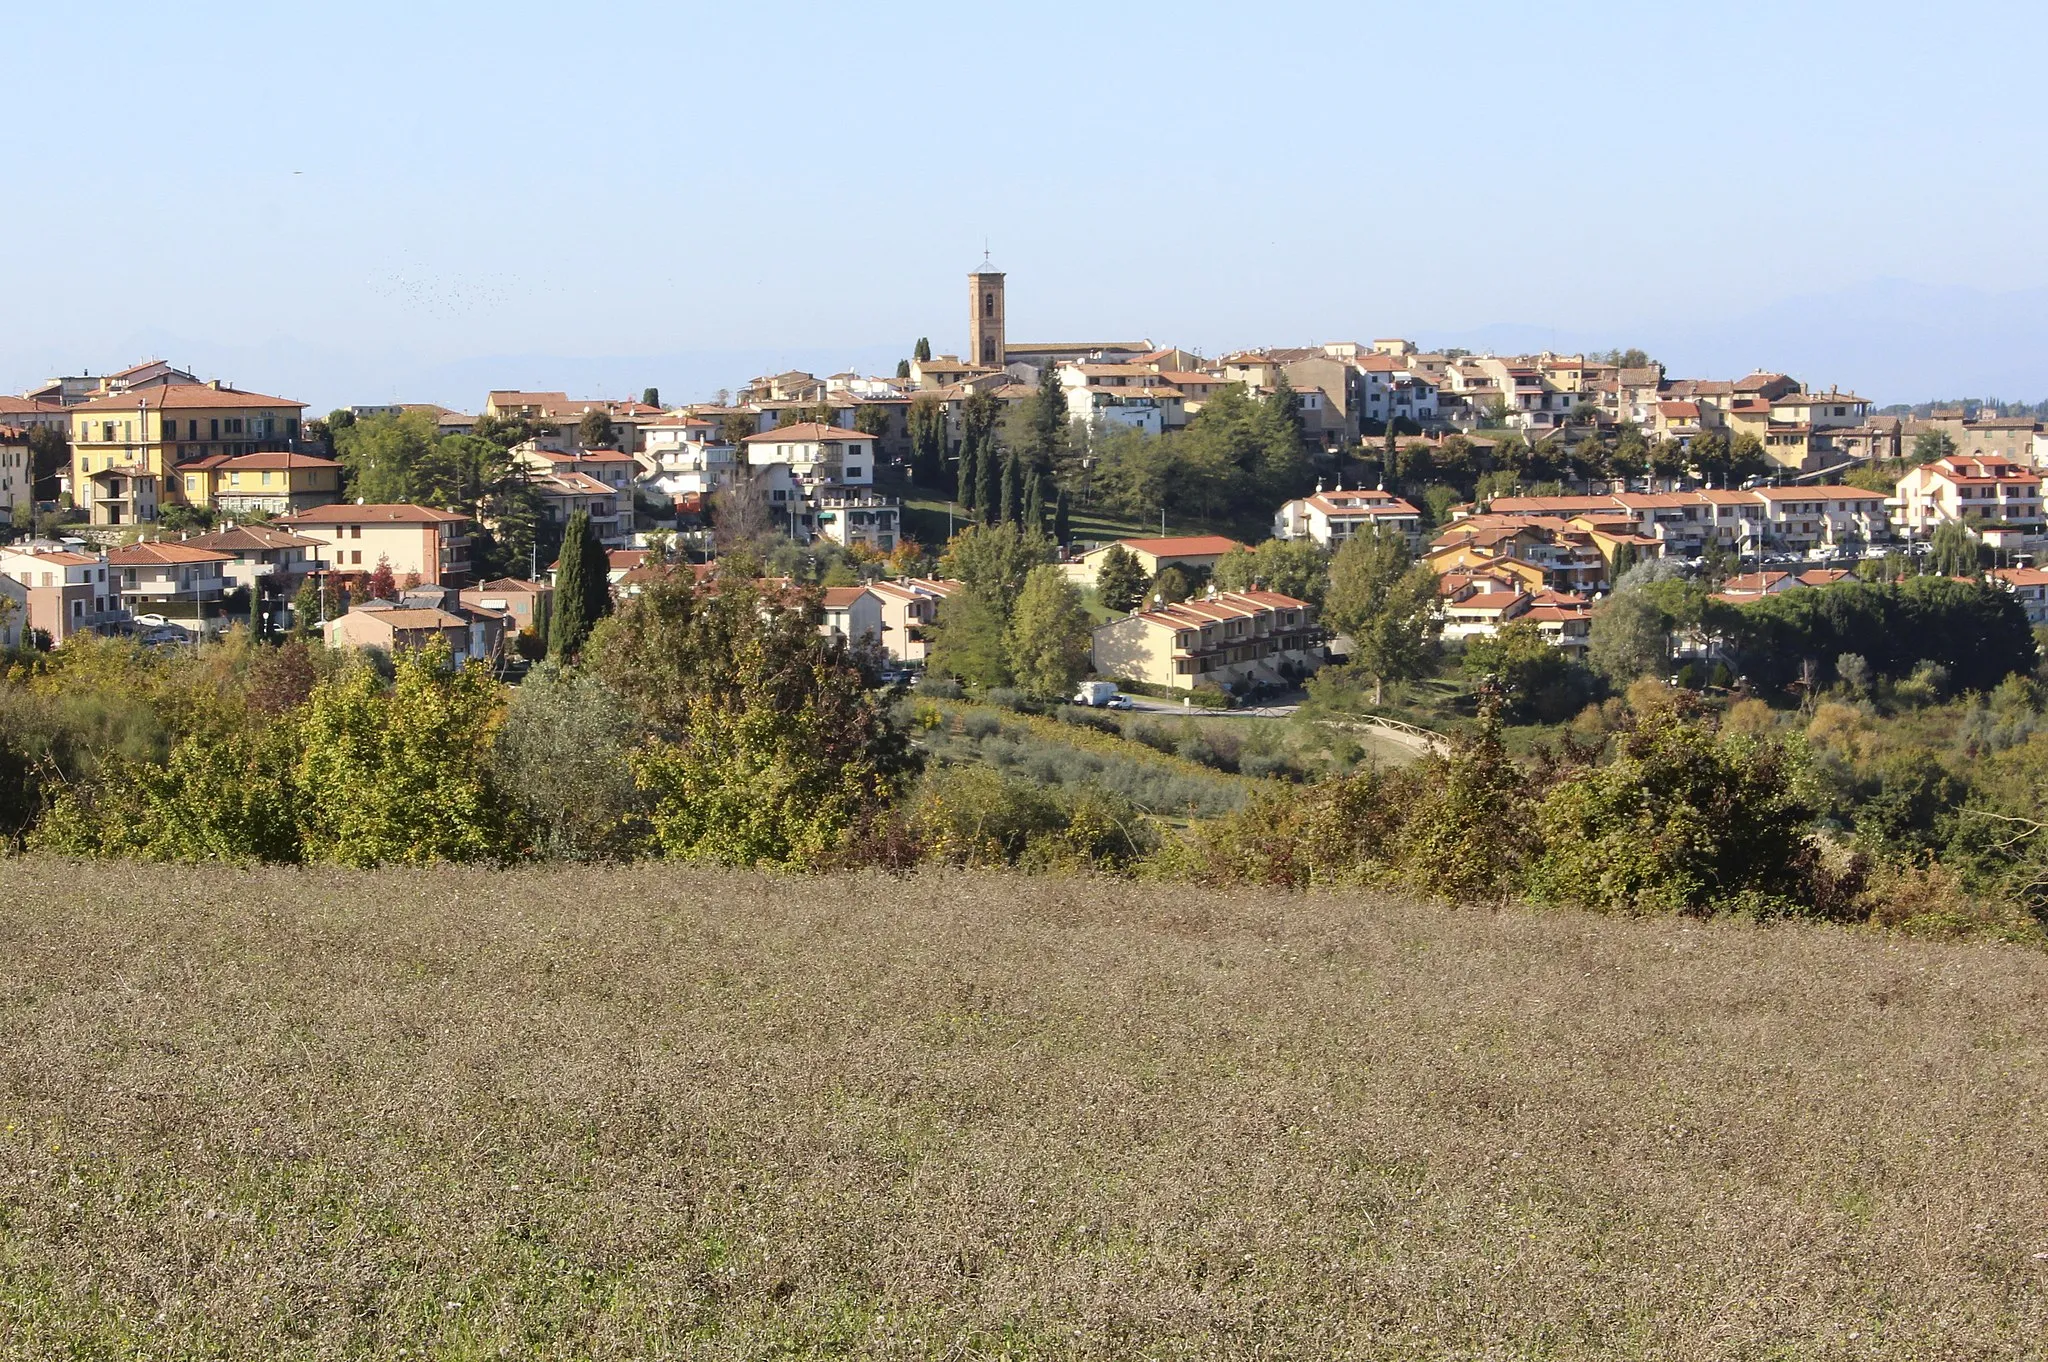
[5,0,2047,411]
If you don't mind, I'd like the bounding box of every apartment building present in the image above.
[1271,487,1423,549]
[0,546,125,642]
[1894,455,2046,546]
[1091,589,1320,692]
[276,504,473,584]
[177,451,343,515]
[741,422,878,487]
[812,488,900,552]
[67,381,307,524]
[106,541,233,619]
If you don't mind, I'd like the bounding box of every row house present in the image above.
[1481,485,1892,557]
[1270,487,1423,550]
[1437,570,1594,653]
[1893,455,2046,548]
[0,546,126,642]
[1091,589,1321,693]
[1427,516,1607,593]
[276,503,473,585]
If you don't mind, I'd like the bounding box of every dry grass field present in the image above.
[0,861,2045,1359]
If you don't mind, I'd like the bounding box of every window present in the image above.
[351,526,362,539]
[351,550,362,566]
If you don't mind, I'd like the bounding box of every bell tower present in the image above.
[968,256,1005,369]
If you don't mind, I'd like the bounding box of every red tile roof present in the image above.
[73,383,305,413]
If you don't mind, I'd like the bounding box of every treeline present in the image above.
[4,563,2046,943]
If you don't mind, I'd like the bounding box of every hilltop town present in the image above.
[2,264,2043,693]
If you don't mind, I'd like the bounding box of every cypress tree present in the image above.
[579,511,614,633]
[977,440,1002,525]
[957,435,981,518]
[550,510,593,661]
[1024,469,1045,532]
[1052,487,1072,546]
[914,337,932,363]
[999,451,1021,526]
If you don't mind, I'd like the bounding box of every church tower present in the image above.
[968,259,1005,369]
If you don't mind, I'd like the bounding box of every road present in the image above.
[1111,692,1448,759]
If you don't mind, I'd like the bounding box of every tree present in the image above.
[927,591,1013,690]
[1000,450,1025,526]
[1024,472,1046,534]
[1006,565,1093,699]
[1029,360,1068,471]
[577,405,614,448]
[26,426,68,497]
[1589,588,1671,682]
[913,337,932,363]
[908,394,947,489]
[1212,538,1332,609]
[641,387,660,409]
[976,433,1002,525]
[1265,369,1304,447]
[717,411,757,446]
[1150,566,1193,605]
[956,429,982,518]
[895,359,911,379]
[550,510,607,662]
[1095,543,1147,613]
[1324,529,1438,703]
[1052,487,1072,547]
[939,521,1053,608]
[853,402,890,444]
[293,644,517,866]
[490,663,643,860]
[288,576,331,641]
[1728,431,1769,482]
[1930,518,1980,576]
[364,556,398,602]
[1913,428,1957,465]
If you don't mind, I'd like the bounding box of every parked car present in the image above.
[133,613,169,628]
[1105,694,1134,710]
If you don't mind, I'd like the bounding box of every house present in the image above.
[819,586,887,661]
[1078,535,1247,584]
[275,504,474,585]
[1440,577,1530,642]
[811,488,900,552]
[512,445,637,494]
[866,579,943,663]
[181,525,328,596]
[176,451,344,515]
[533,470,631,549]
[740,422,878,487]
[1058,364,1187,436]
[1091,589,1320,693]
[0,426,29,522]
[1747,486,1893,552]
[325,605,502,664]
[0,546,126,642]
[68,381,308,525]
[1989,567,2048,625]
[459,578,552,638]
[0,394,73,439]
[636,419,735,499]
[1271,487,1423,549]
[1893,455,2046,547]
[106,541,233,627]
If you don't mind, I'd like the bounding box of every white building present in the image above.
[1893,455,2046,545]
[740,422,877,487]
[1272,487,1424,549]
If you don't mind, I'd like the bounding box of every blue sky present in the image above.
[5,0,2046,409]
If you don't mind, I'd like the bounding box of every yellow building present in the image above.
[69,382,308,525]
[176,451,344,515]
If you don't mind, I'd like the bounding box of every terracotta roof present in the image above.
[347,608,467,630]
[182,526,325,552]
[72,383,305,413]
[3,549,98,566]
[280,504,468,525]
[740,422,872,443]
[0,396,61,415]
[820,587,871,609]
[107,541,233,566]
[1114,535,1246,557]
[186,451,341,471]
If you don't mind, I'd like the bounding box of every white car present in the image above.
[133,613,169,628]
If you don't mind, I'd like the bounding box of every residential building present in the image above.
[28,360,201,407]
[533,470,631,550]
[1059,364,1188,436]
[182,525,328,622]
[1271,487,1423,550]
[1092,589,1321,693]
[812,488,900,552]
[1747,486,1893,551]
[740,422,878,487]
[1078,535,1247,584]
[68,381,308,525]
[0,546,125,642]
[325,604,502,664]
[636,419,736,500]
[276,504,473,584]
[0,427,29,522]
[0,395,69,438]
[819,586,888,661]
[106,541,233,626]
[459,578,552,638]
[1989,567,2048,626]
[866,579,942,663]
[1893,455,2046,546]
[512,445,636,493]
[177,451,343,515]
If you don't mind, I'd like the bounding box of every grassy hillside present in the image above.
[1,861,2045,1358]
